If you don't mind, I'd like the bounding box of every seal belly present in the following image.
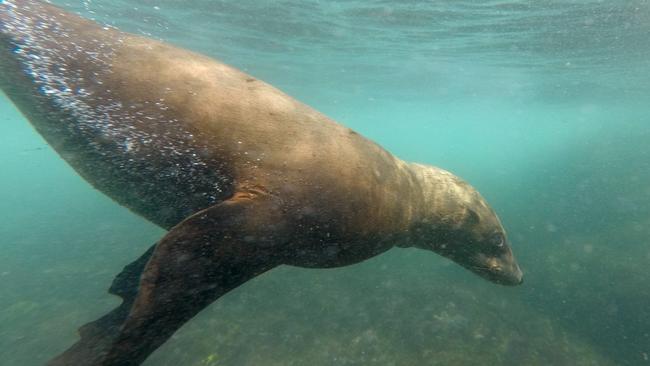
[0,0,233,228]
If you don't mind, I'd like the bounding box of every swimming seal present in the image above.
[0,1,523,365]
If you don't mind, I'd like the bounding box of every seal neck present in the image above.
[400,162,470,245]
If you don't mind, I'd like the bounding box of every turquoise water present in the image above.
[1,1,650,365]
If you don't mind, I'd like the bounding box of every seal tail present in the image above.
[47,246,156,366]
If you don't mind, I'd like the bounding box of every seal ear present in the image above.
[49,191,291,366]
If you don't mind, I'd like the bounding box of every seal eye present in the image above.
[491,233,505,247]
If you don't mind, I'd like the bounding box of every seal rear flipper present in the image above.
[47,301,132,366]
[46,245,157,366]
[108,244,156,300]
[49,190,290,366]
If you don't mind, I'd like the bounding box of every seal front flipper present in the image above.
[54,189,289,366]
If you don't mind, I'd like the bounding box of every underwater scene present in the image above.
[1,0,649,365]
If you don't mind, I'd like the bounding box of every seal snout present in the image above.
[504,263,524,286]
[495,257,524,286]
[471,254,524,286]
[490,256,523,286]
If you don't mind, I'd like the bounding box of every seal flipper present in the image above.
[49,190,290,366]
[47,245,157,366]
[109,244,156,300]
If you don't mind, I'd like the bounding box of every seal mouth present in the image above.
[465,263,524,286]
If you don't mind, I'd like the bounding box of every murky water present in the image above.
[1,1,649,365]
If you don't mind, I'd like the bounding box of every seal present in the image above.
[0,1,523,365]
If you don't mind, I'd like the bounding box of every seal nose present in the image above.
[511,264,524,286]
[494,260,523,286]
[492,256,523,286]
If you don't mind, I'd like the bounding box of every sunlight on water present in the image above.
[57,0,650,104]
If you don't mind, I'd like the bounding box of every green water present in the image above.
[1,1,650,365]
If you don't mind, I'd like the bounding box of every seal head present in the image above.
[407,164,523,286]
